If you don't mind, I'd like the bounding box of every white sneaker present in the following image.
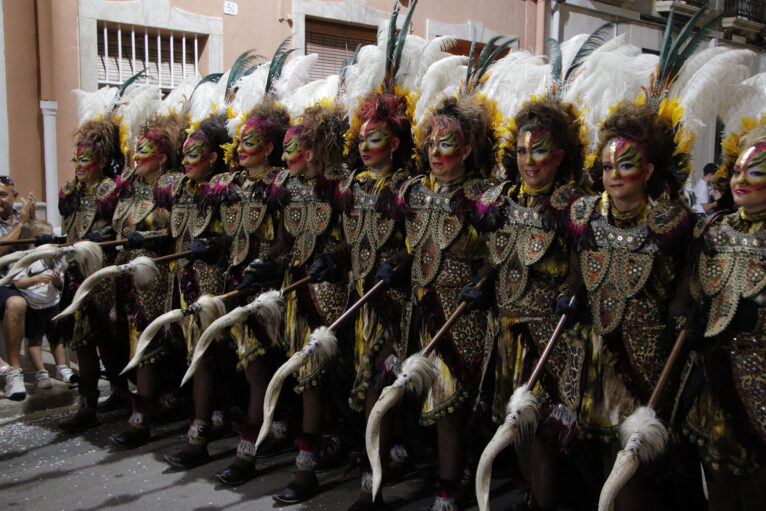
[4,369,26,400]
[35,369,52,389]
[55,365,76,383]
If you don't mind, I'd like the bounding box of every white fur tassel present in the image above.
[122,308,184,374]
[70,241,104,278]
[247,290,283,347]
[619,406,668,464]
[505,385,539,443]
[598,407,668,511]
[129,256,161,289]
[400,353,437,397]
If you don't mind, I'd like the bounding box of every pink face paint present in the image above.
[74,141,102,184]
[732,142,766,212]
[516,128,560,190]
[282,128,307,176]
[238,120,267,165]
[182,132,213,180]
[358,120,394,170]
[601,137,650,207]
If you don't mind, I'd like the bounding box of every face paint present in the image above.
[182,132,213,180]
[134,135,162,177]
[731,142,766,212]
[237,121,267,168]
[74,141,103,185]
[428,125,466,182]
[601,137,650,208]
[282,132,307,176]
[516,128,559,190]
[358,120,394,171]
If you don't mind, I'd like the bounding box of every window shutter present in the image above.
[305,18,377,81]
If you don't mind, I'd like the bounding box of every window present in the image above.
[97,21,206,94]
[305,18,377,81]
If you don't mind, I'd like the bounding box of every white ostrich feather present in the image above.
[247,290,283,347]
[74,87,119,125]
[122,308,184,373]
[720,74,766,137]
[558,34,589,79]
[158,78,198,117]
[187,79,221,124]
[619,406,668,464]
[483,51,548,121]
[415,36,457,82]
[115,84,161,150]
[285,75,340,120]
[340,45,385,116]
[674,48,756,143]
[274,53,319,102]
[413,55,467,124]
[669,46,730,94]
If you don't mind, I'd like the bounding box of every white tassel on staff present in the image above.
[367,353,436,499]
[598,406,668,511]
[476,386,539,511]
[255,326,338,453]
[121,294,225,374]
[181,290,283,386]
[54,257,159,320]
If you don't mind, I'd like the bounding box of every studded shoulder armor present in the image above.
[698,213,766,336]
[221,169,275,266]
[61,178,117,241]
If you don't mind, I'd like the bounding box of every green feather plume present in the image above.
[265,36,296,96]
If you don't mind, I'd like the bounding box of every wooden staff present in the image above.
[598,308,697,511]
[255,277,390,453]
[476,293,578,511]
[367,276,487,499]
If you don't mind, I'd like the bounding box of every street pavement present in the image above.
[1,394,525,511]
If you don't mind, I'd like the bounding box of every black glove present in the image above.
[731,299,758,333]
[309,252,343,283]
[459,284,490,312]
[243,256,279,284]
[555,295,579,325]
[85,229,108,242]
[34,234,67,246]
[235,272,260,294]
[190,238,225,265]
[126,231,144,249]
[374,261,407,290]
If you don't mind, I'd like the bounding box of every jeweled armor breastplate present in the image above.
[402,177,474,288]
[572,196,658,335]
[221,172,271,266]
[61,178,117,241]
[699,219,766,337]
[277,171,333,267]
[340,172,397,280]
[112,171,163,237]
[483,184,556,306]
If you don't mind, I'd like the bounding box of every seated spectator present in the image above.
[12,220,76,389]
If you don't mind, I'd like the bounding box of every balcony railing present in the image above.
[725,0,766,23]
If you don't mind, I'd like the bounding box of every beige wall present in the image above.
[3,0,44,200]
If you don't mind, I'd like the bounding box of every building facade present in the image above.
[0,0,763,227]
